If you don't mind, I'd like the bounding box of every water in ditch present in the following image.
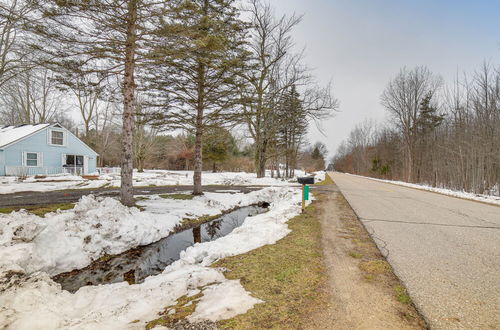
[52,205,268,293]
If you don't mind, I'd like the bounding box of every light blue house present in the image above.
[0,123,98,176]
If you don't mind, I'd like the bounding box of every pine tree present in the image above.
[417,92,444,134]
[276,85,308,177]
[203,127,236,173]
[27,0,161,206]
[148,0,248,195]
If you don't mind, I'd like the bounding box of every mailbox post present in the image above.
[297,176,315,213]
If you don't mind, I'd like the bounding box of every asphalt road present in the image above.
[0,185,264,207]
[330,172,500,330]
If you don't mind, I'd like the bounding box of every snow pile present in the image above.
[0,196,177,276]
[188,281,262,322]
[352,174,500,206]
[313,171,326,183]
[0,186,303,329]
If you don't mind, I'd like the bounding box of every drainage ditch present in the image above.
[53,204,268,293]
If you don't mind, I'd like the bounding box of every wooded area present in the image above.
[0,0,336,204]
[333,65,500,195]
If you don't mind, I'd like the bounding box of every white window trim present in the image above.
[47,129,67,146]
[23,152,43,167]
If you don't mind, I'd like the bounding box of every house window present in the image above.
[65,155,84,167]
[24,152,41,167]
[51,130,64,145]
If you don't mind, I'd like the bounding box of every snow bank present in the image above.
[0,196,176,276]
[0,187,304,329]
[350,174,500,206]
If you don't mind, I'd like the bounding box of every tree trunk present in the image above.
[120,0,137,207]
[193,106,204,195]
[212,162,216,173]
[137,157,144,173]
[255,145,267,178]
[254,135,268,178]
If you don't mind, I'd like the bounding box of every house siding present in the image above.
[2,126,97,176]
[0,150,4,176]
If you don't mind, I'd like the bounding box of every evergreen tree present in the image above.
[148,0,248,195]
[276,85,308,177]
[417,92,444,134]
[27,0,161,205]
[203,127,236,173]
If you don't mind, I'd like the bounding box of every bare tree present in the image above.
[0,67,64,124]
[240,0,337,177]
[381,66,442,182]
[0,0,35,88]
[239,0,302,177]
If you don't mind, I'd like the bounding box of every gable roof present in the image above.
[0,124,50,149]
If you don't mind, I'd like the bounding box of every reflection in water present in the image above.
[206,220,222,240]
[193,226,201,243]
[53,205,267,292]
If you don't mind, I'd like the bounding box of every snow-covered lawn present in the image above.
[349,174,500,206]
[0,170,306,194]
[0,186,307,329]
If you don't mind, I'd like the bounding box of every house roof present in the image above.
[0,124,51,149]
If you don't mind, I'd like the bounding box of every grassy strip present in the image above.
[212,202,329,329]
[146,292,204,329]
[159,193,195,200]
[315,173,334,185]
[0,203,75,217]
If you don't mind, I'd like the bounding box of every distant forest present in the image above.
[333,64,500,195]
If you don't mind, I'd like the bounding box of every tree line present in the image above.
[333,64,500,196]
[0,0,336,205]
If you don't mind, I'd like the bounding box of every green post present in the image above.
[303,185,310,201]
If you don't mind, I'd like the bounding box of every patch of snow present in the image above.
[0,124,49,148]
[312,171,326,183]
[22,174,85,182]
[0,186,305,329]
[349,174,500,206]
[188,280,262,322]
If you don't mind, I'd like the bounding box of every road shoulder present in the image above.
[314,182,427,329]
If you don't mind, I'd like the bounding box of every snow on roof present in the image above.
[0,124,51,148]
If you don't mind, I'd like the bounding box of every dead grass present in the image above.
[145,292,204,329]
[213,202,329,329]
[0,203,75,217]
[394,285,412,305]
[159,193,195,200]
[349,251,363,259]
[315,173,334,185]
[359,260,391,274]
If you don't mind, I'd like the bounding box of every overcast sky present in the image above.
[272,0,500,160]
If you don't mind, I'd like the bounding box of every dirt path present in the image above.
[312,184,426,330]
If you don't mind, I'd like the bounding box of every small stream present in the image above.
[53,205,268,293]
